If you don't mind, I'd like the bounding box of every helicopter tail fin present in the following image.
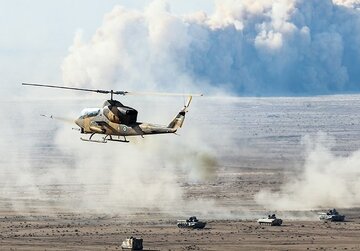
[168,96,192,130]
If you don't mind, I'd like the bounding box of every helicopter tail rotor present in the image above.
[168,96,192,130]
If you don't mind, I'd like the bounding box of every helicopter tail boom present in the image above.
[168,96,192,130]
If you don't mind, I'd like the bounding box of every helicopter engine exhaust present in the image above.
[103,106,138,125]
[117,107,137,124]
[102,100,138,125]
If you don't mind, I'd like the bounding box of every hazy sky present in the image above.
[0,0,214,96]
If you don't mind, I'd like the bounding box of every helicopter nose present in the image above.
[75,118,84,128]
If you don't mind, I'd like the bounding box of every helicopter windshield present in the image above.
[80,108,100,118]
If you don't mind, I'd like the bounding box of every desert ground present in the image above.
[0,168,359,250]
[1,96,360,250]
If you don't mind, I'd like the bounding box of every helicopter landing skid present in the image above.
[80,133,107,143]
[106,138,129,143]
[80,134,129,143]
[80,137,107,143]
[104,135,129,143]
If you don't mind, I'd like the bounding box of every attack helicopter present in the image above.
[22,83,202,143]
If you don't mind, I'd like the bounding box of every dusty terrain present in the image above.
[0,168,359,251]
[2,96,360,250]
[1,214,360,251]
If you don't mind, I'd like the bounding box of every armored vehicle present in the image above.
[177,216,206,229]
[319,209,345,222]
[121,237,143,250]
[257,214,283,226]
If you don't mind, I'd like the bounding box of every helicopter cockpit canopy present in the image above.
[80,108,101,118]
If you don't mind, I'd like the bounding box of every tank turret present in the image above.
[177,216,206,229]
[257,214,283,226]
[319,208,345,222]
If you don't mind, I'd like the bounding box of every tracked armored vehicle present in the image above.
[257,214,283,226]
[319,209,345,222]
[177,216,206,229]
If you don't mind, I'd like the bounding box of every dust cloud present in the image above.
[0,97,226,217]
[255,133,360,210]
[3,0,360,219]
[63,0,360,96]
[52,122,220,214]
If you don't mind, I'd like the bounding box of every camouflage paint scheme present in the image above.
[75,97,191,138]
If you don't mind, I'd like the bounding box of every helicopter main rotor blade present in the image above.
[125,91,203,97]
[22,83,127,95]
[22,83,202,97]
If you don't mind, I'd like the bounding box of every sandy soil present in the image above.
[1,168,359,251]
[1,214,360,251]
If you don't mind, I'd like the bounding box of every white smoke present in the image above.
[51,122,219,213]
[57,1,226,214]
[0,97,220,215]
[62,0,360,96]
[58,0,360,213]
[334,0,360,8]
[255,133,360,210]
[62,1,210,94]
[4,0,360,217]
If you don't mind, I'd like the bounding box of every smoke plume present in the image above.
[62,0,360,96]
[255,133,360,210]
[52,120,219,213]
